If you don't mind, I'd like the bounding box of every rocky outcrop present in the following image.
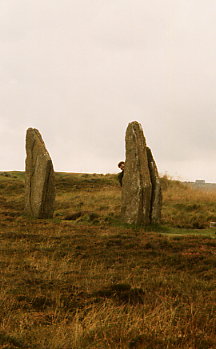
[121,121,162,225]
[25,128,55,218]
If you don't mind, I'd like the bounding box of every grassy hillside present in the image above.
[0,172,215,348]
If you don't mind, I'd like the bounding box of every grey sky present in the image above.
[1,0,216,182]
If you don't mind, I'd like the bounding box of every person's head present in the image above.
[118,161,125,171]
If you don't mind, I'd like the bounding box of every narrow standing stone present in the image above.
[121,121,162,225]
[25,128,55,218]
[121,121,152,225]
[146,147,162,224]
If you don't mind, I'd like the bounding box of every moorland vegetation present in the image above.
[0,171,215,348]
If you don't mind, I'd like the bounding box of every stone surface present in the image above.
[121,121,162,225]
[121,121,152,225]
[25,128,55,218]
[146,147,162,224]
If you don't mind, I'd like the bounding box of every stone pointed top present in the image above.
[127,121,145,139]
[128,120,143,128]
[26,128,51,159]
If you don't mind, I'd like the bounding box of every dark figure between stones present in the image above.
[117,161,125,186]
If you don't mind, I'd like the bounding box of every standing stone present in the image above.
[146,147,162,224]
[25,128,55,218]
[121,121,162,225]
[121,121,152,225]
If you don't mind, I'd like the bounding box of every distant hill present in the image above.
[185,181,216,191]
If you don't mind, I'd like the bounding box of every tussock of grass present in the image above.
[0,172,215,348]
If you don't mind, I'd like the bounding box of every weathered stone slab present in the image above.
[121,122,162,225]
[146,147,162,224]
[121,121,152,225]
[25,128,55,218]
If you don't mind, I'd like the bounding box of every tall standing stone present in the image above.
[121,121,162,225]
[25,128,55,218]
[121,121,152,225]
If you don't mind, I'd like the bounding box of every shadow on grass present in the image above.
[93,283,145,305]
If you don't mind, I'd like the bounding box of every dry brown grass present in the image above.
[0,172,215,348]
[161,176,216,228]
[163,180,216,203]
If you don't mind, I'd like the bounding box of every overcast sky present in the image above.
[1,0,216,182]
